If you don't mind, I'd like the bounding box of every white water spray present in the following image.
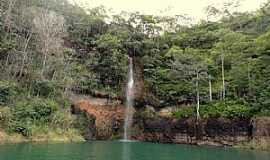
[123,57,135,140]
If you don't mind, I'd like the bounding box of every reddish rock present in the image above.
[73,100,125,139]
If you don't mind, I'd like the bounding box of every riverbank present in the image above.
[131,108,270,151]
[0,129,269,151]
[1,97,269,151]
[0,129,85,144]
[69,97,270,151]
[236,138,270,151]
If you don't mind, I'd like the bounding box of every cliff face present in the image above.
[71,98,270,148]
[132,57,145,108]
[131,109,270,147]
[252,117,270,139]
[72,98,125,140]
[133,116,252,146]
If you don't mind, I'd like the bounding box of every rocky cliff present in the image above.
[133,115,253,146]
[71,96,270,148]
[71,97,125,139]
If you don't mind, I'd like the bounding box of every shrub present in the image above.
[172,107,195,118]
[171,101,252,119]
[140,106,156,118]
[256,109,270,117]
[50,110,76,130]
[8,98,59,136]
[55,96,72,109]
[200,101,252,118]
[12,98,58,121]
[32,80,59,97]
[0,81,17,105]
[0,107,11,128]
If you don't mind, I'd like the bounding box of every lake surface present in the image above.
[0,141,269,160]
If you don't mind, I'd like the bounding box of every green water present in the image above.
[0,141,269,160]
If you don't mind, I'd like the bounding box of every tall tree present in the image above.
[32,7,66,78]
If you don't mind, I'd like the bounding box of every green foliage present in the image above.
[32,80,58,97]
[0,41,16,58]
[0,81,17,105]
[0,0,270,142]
[0,107,11,128]
[200,101,252,118]
[50,110,76,130]
[140,107,156,119]
[258,86,270,113]
[172,107,195,118]
[8,98,58,136]
[84,33,128,95]
[96,34,121,52]
[256,30,270,53]
[1,0,269,115]
[172,101,252,119]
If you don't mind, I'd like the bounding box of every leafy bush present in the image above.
[172,101,252,119]
[54,96,72,109]
[20,99,58,121]
[50,110,76,130]
[140,107,156,118]
[257,86,270,113]
[0,41,16,58]
[256,109,270,117]
[8,98,58,136]
[0,107,11,128]
[0,81,17,105]
[200,101,252,118]
[32,80,58,97]
[172,107,195,118]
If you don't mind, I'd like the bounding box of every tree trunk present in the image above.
[3,0,16,35]
[196,68,200,121]
[41,38,50,78]
[209,74,212,102]
[19,33,32,78]
[247,60,252,97]
[221,53,225,100]
[41,51,48,78]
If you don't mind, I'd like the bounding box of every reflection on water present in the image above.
[122,142,131,160]
[0,141,269,160]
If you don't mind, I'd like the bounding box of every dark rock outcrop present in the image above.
[133,115,253,146]
[70,96,270,148]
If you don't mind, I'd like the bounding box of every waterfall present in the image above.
[123,57,135,140]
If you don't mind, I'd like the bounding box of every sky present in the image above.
[69,0,268,21]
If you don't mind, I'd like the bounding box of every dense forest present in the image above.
[0,0,270,139]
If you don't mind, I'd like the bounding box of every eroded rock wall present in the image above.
[133,115,253,146]
[252,117,270,139]
[71,97,270,147]
[72,99,125,139]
